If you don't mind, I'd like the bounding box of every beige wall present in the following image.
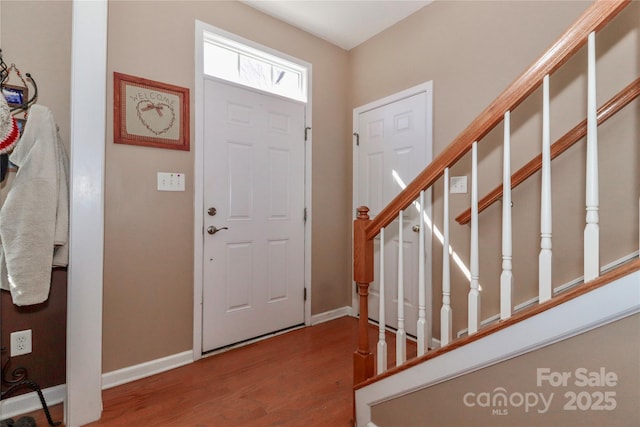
[105,1,351,372]
[372,313,640,426]
[349,1,639,337]
[0,1,71,147]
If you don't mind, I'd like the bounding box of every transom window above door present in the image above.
[203,31,308,102]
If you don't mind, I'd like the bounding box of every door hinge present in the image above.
[304,126,312,141]
[304,287,307,301]
[303,207,307,223]
[353,132,359,146]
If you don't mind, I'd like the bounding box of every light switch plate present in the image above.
[450,176,468,194]
[157,172,185,192]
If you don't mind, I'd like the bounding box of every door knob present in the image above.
[412,225,420,233]
[207,226,228,235]
[208,207,217,216]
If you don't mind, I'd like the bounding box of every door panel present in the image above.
[202,79,305,352]
[357,91,430,337]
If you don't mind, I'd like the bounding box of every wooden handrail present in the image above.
[456,76,640,225]
[364,0,630,241]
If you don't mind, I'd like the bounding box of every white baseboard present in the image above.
[101,350,193,390]
[430,337,441,350]
[310,306,353,325]
[0,384,66,421]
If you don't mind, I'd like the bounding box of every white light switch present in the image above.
[157,172,185,192]
[450,176,468,194]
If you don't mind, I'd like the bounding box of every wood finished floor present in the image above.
[22,316,416,427]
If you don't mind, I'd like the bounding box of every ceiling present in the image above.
[240,0,433,50]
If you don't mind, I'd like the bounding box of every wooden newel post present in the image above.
[354,206,375,384]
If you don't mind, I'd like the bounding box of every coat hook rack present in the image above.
[0,49,38,114]
[0,51,7,86]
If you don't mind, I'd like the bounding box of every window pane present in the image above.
[239,55,271,90]
[273,67,301,95]
[203,31,307,102]
[204,43,238,81]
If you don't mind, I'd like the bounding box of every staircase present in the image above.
[352,1,639,425]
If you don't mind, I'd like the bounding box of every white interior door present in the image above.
[355,86,432,337]
[202,79,305,352]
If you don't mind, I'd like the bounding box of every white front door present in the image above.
[354,84,433,337]
[202,79,306,352]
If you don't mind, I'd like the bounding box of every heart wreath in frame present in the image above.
[135,100,176,136]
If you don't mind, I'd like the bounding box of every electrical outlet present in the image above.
[10,329,32,356]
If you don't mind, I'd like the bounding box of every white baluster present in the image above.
[441,168,452,346]
[468,142,480,334]
[417,191,427,356]
[377,228,387,374]
[396,210,406,365]
[539,75,552,303]
[584,31,600,282]
[501,111,513,320]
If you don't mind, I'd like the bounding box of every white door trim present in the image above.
[351,81,434,317]
[193,21,312,361]
[66,0,107,425]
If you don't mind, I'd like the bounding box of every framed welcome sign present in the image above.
[114,72,190,151]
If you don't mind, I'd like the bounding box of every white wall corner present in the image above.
[67,0,108,426]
